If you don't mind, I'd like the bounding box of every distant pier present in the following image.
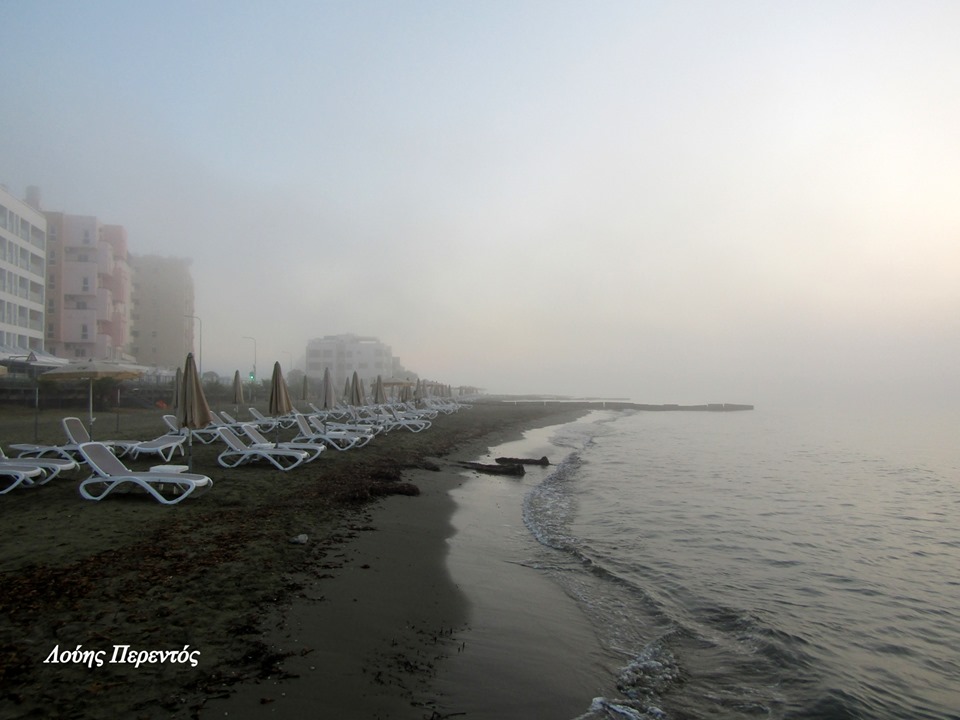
[496,396,754,411]
[629,402,754,412]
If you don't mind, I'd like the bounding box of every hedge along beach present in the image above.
[0,400,595,719]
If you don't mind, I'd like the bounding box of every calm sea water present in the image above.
[499,406,960,719]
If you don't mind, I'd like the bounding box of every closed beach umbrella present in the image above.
[320,367,337,410]
[349,370,363,407]
[373,375,387,405]
[177,353,212,472]
[268,361,294,418]
[268,361,294,445]
[343,377,351,402]
[232,370,244,414]
[301,374,309,403]
[40,360,143,438]
[172,367,182,411]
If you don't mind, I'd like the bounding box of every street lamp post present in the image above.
[242,335,257,382]
[185,315,202,376]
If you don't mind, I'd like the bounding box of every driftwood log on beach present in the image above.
[495,456,550,466]
[458,461,526,476]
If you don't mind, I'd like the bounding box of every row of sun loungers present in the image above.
[3,397,472,502]
[12,416,186,463]
[0,446,79,494]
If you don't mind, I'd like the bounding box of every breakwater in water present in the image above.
[496,397,754,412]
[617,402,753,411]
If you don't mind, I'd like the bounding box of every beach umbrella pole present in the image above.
[88,379,94,440]
[34,385,39,443]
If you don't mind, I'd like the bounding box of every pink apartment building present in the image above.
[44,212,133,360]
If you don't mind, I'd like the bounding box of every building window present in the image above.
[81,324,89,340]
[82,277,90,292]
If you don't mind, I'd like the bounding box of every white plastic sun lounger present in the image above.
[326,408,387,436]
[0,447,79,480]
[162,414,221,445]
[9,434,84,461]
[0,464,46,494]
[240,424,326,463]
[7,442,76,461]
[125,434,187,462]
[307,403,350,421]
[248,407,298,431]
[77,442,213,505]
[215,426,308,472]
[293,414,373,451]
[62,416,140,457]
[396,402,438,420]
[382,406,431,433]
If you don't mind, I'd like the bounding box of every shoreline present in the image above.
[202,404,597,719]
[434,413,616,718]
[0,401,593,719]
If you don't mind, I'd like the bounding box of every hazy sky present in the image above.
[4,1,959,407]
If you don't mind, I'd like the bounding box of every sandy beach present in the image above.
[0,400,593,719]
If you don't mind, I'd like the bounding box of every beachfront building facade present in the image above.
[0,186,46,353]
[43,209,134,361]
[305,334,410,391]
[129,255,195,369]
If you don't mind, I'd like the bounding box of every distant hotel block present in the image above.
[129,255,195,369]
[305,334,415,393]
[0,186,46,353]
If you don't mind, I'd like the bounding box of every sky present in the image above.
[3,1,959,408]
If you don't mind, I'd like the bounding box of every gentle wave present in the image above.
[518,408,960,719]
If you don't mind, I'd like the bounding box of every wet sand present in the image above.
[0,400,593,719]
[433,422,615,719]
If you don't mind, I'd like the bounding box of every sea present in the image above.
[445,404,960,719]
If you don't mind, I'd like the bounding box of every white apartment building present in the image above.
[0,186,46,353]
[305,334,403,391]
